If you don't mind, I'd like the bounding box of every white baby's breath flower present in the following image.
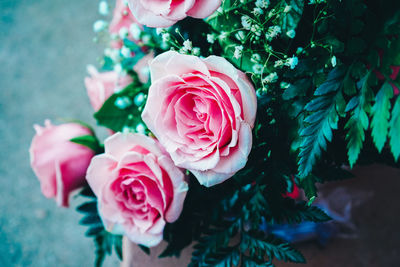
[192,47,201,56]
[331,55,337,67]
[251,53,261,63]
[99,1,109,16]
[183,39,192,51]
[286,56,299,69]
[93,20,107,33]
[286,29,296,39]
[253,7,264,16]
[119,27,129,39]
[235,31,246,42]
[130,24,141,40]
[120,46,131,58]
[252,63,264,74]
[263,72,278,83]
[234,45,243,59]
[136,123,146,134]
[241,15,252,30]
[255,0,270,8]
[274,59,284,68]
[162,32,171,42]
[207,34,216,44]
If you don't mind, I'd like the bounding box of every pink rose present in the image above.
[127,0,222,28]
[110,0,140,35]
[29,120,95,207]
[86,132,188,247]
[84,65,133,111]
[142,51,257,187]
[133,51,154,84]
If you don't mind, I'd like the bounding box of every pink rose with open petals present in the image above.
[30,120,95,207]
[142,51,257,187]
[86,132,188,247]
[127,0,222,28]
[84,65,133,111]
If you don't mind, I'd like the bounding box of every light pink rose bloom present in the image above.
[142,51,257,187]
[133,51,154,84]
[84,65,133,111]
[29,120,95,207]
[110,0,140,35]
[86,132,188,247]
[127,0,222,28]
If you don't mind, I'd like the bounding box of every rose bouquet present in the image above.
[30,0,400,266]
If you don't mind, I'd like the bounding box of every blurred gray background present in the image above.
[1,0,400,267]
[0,0,118,266]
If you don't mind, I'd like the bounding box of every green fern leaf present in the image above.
[345,71,375,167]
[389,96,400,161]
[297,67,345,178]
[241,232,305,263]
[371,82,394,152]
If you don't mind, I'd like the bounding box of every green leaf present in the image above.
[282,79,311,100]
[241,232,305,263]
[94,84,145,132]
[371,82,394,152]
[299,175,318,201]
[345,71,375,167]
[297,67,345,178]
[389,96,400,161]
[138,245,150,255]
[70,135,103,154]
[76,201,97,213]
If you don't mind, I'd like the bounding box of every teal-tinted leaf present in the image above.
[77,201,97,213]
[139,245,150,255]
[282,79,311,100]
[70,135,103,154]
[345,71,374,167]
[94,84,145,132]
[86,226,104,237]
[345,96,359,112]
[389,96,400,161]
[299,175,317,201]
[80,214,102,226]
[371,82,394,152]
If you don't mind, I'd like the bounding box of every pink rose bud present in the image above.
[29,120,95,207]
[109,0,140,35]
[86,132,188,247]
[133,51,154,84]
[142,51,257,187]
[84,65,133,111]
[127,0,222,28]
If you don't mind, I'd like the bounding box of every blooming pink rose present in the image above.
[29,120,95,207]
[142,51,257,187]
[133,51,154,84]
[127,0,222,28]
[84,65,133,111]
[86,132,188,247]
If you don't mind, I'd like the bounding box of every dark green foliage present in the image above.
[345,71,375,167]
[76,187,123,267]
[297,67,345,179]
[389,96,400,161]
[241,232,305,264]
[70,135,104,154]
[371,82,394,152]
[94,78,147,132]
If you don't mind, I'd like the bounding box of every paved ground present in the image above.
[0,1,399,267]
[0,0,117,266]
